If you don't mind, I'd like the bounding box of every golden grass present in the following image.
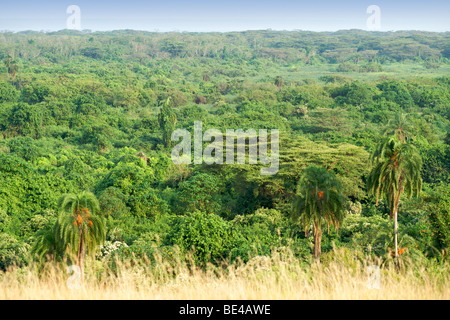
[0,248,448,300]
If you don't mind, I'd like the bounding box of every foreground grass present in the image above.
[1,248,448,300]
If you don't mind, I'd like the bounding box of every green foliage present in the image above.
[230,208,292,262]
[0,30,448,268]
[0,81,19,103]
[0,154,72,230]
[98,187,129,218]
[55,192,106,261]
[367,136,423,217]
[279,137,370,200]
[81,46,105,59]
[167,211,234,265]
[332,81,377,107]
[22,84,50,104]
[8,102,46,138]
[292,165,347,235]
[0,208,11,233]
[376,81,414,110]
[420,184,450,252]
[416,141,450,184]
[177,173,220,214]
[340,214,392,255]
[0,233,30,271]
[158,98,177,148]
[73,92,106,116]
[30,223,60,262]
[383,113,416,142]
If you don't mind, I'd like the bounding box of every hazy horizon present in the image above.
[2,29,449,35]
[0,0,448,33]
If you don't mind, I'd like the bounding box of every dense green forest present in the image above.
[0,29,449,271]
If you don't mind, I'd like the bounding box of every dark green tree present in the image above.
[158,98,177,148]
[292,166,347,259]
[178,173,220,214]
[4,56,18,84]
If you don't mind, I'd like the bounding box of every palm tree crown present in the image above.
[367,136,422,218]
[383,113,415,143]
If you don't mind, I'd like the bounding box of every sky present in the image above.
[0,0,448,33]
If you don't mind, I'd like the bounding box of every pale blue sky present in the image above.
[0,0,448,32]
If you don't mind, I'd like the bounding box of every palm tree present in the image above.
[57,192,106,278]
[367,136,422,258]
[31,225,61,262]
[292,166,347,259]
[384,113,415,143]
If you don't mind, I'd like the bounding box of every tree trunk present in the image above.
[392,186,403,260]
[77,229,86,281]
[394,209,398,259]
[313,223,322,260]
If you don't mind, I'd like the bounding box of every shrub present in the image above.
[167,211,234,266]
[0,233,30,271]
[177,173,220,214]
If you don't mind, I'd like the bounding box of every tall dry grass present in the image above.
[0,247,448,300]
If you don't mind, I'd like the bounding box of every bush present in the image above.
[420,184,450,253]
[167,211,234,266]
[339,214,392,256]
[359,62,383,73]
[0,209,11,233]
[336,62,358,72]
[0,81,19,103]
[230,208,284,262]
[177,173,220,214]
[0,233,30,271]
[98,187,130,218]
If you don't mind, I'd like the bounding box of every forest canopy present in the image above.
[0,30,449,271]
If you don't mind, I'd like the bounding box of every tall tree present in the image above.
[292,166,347,259]
[158,97,177,148]
[367,136,422,258]
[57,192,106,278]
[4,56,18,85]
